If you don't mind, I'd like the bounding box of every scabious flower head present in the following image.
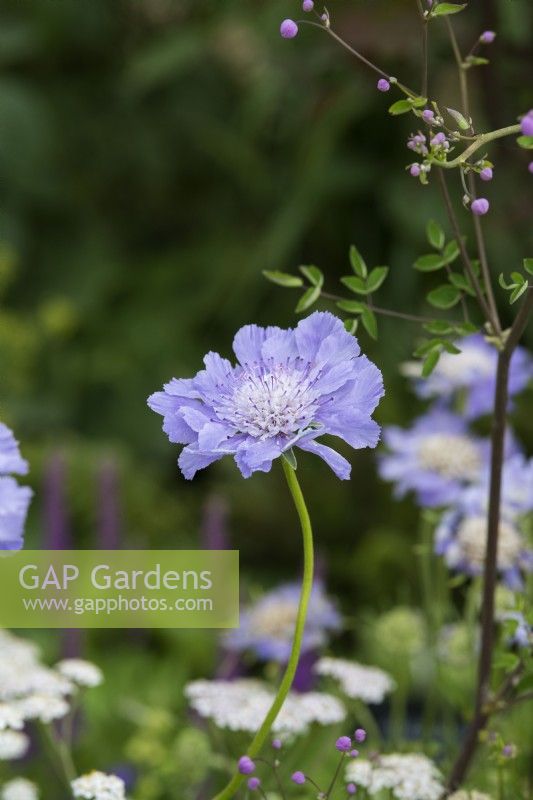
[292,772,306,785]
[71,772,125,800]
[149,312,384,481]
[377,79,390,92]
[238,756,255,775]
[480,167,493,181]
[223,581,341,662]
[315,657,395,704]
[247,777,261,790]
[471,198,489,216]
[346,753,444,800]
[336,736,352,752]
[302,0,314,10]
[354,728,366,743]
[408,333,533,420]
[1,778,39,800]
[280,19,299,39]
[379,409,484,507]
[480,30,496,44]
[520,110,533,137]
[0,424,32,551]
[56,659,104,688]
[184,679,346,737]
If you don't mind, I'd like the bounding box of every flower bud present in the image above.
[347,784,357,796]
[480,30,496,44]
[302,0,314,10]
[336,736,352,752]
[520,110,533,137]
[280,19,299,39]
[471,198,490,216]
[529,162,533,175]
[480,167,493,181]
[238,756,256,775]
[377,78,390,92]
[422,109,435,124]
[291,771,306,785]
[272,738,282,750]
[354,728,367,742]
[248,777,261,790]
[410,164,421,177]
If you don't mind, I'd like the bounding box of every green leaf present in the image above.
[465,55,489,67]
[388,99,414,116]
[366,266,389,293]
[263,270,304,288]
[336,299,365,314]
[349,245,367,278]
[344,318,359,335]
[427,285,462,309]
[511,271,524,284]
[441,340,461,354]
[410,96,428,109]
[449,273,476,296]
[426,219,445,250]
[443,239,460,262]
[414,254,448,272]
[424,321,455,335]
[295,285,321,313]
[453,322,479,335]
[414,338,445,357]
[341,276,370,295]
[523,258,533,276]
[499,273,514,291]
[510,282,528,304]
[422,350,441,377]
[361,307,378,339]
[299,265,324,287]
[517,136,533,150]
[432,3,467,16]
[493,653,520,672]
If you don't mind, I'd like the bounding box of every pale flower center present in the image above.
[456,515,524,570]
[225,368,319,439]
[418,434,481,479]
[436,347,494,384]
[251,601,298,640]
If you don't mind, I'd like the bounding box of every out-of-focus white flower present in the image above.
[56,660,104,689]
[1,778,39,800]
[71,772,125,800]
[0,704,24,731]
[346,753,444,800]
[184,679,345,737]
[15,693,70,723]
[0,731,30,761]
[0,630,73,703]
[315,657,396,704]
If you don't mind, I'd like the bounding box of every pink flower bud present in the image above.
[280,19,299,39]
[377,78,390,92]
[410,164,421,177]
[471,198,490,216]
[302,0,314,10]
[520,111,533,137]
[480,167,493,181]
[480,30,496,44]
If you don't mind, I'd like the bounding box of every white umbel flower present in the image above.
[185,679,345,736]
[15,693,70,723]
[1,778,39,800]
[71,772,125,800]
[315,657,396,704]
[346,754,444,800]
[0,704,24,731]
[0,731,30,761]
[56,660,104,689]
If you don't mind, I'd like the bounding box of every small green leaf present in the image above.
[344,318,359,335]
[449,273,476,296]
[366,266,389,292]
[424,321,454,335]
[493,653,520,672]
[361,307,378,339]
[414,338,445,357]
[523,258,533,276]
[349,245,367,278]
[388,99,414,116]
[453,322,479,335]
[517,136,533,150]
[295,285,321,313]
[443,239,460,262]
[336,299,365,314]
[299,265,324,287]
[426,219,445,250]
[422,350,441,377]
[510,282,528,304]
[263,270,303,288]
[427,285,462,309]
[414,254,447,272]
[499,273,514,291]
[410,96,428,109]
[341,276,370,295]
[441,340,461,354]
[465,55,489,67]
[432,3,467,16]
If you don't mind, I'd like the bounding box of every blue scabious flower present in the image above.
[410,334,533,420]
[435,453,533,590]
[148,312,384,480]
[0,423,32,550]
[223,582,342,663]
[379,409,484,508]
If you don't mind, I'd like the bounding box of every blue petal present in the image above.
[295,311,357,362]
[0,423,29,476]
[234,439,282,478]
[178,446,223,480]
[297,439,351,480]
[233,325,282,366]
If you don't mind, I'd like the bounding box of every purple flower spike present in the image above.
[520,111,533,137]
[292,772,306,785]
[480,167,493,181]
[377,79,390,92]
[354,728,367,743]
[471,198,490,216]
[347,784,357,796]
[480,30,496,44]
[280,19,298,39]
[302,0,314,10]
[238,756,256,775]
[148,312,384,481]
[248,777,261,790]
[410,164,421,177]
[336,736,352,752]
[272,738,282,750]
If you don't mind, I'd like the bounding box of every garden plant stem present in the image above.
[212,459,315,800]
[447,288,533,792]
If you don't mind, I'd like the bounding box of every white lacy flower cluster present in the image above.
[0,630,103,760]
[315,657,396,704]
[71,772,125,800]
[1,778,39,800]
[184,679,346,737]
[346,753,444,800]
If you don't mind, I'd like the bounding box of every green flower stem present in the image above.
[212,459,315,800]
[438,124,521,169]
